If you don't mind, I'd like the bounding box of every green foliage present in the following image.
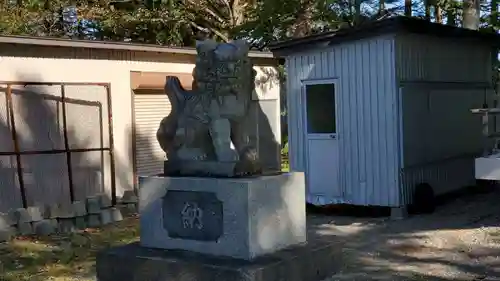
[232,0,345,49]
[93,5,194,45]
[1,0,499,50]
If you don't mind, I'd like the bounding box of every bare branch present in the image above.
[190,21,230,42]
[184,0,225,24]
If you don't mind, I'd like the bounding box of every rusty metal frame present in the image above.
[0,81,116,208]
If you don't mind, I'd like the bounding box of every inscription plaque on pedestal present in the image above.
[162,190,223,241]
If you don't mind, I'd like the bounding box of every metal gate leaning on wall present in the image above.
[0,82,116,213]
[131,71,193,178]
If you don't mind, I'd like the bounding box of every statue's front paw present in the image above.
[234,146,261,176]
[177,147,208,161]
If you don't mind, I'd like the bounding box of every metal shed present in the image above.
[270,16,500,214]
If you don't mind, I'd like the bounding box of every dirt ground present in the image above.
[314,187,500,281]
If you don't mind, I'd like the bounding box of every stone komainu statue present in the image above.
[156,39,262,177]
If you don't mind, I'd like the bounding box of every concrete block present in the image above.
[87,214,101,228]
[122,190,138,204]
[100,209,113,225]
[17,222,33,236]
[33,219,56,236]
[118,203,137,216]
[41,205,50,219]
[110,207,123,222]
[27,206,44,222]
[73,201,87,217]
[45,204,59,219]
[50,219,58,229]
[58,218,76,233]
[57,205,75,219]
[86,196,101,214]
[0,227,16,242]
[0,212,15,228]
[139,173,306,260]
[97,193,112,208]
[128,204,138,214]
[75,217,87,229]
[10,208,31,224]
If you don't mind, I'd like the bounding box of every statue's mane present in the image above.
[192,40,256,94]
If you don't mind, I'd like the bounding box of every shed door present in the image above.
[133,89,171,176]
[303,81,342,201]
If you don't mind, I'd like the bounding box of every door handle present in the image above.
[330,135,336,139]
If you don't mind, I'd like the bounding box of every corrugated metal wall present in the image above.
[395,33,494,205]
[133,91,170,176]
[395,34,492,83]
[286,35,400,207]
[399,86,486,204]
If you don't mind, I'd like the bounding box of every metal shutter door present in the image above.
[133,91,171,176]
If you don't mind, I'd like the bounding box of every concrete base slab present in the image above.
[96,241,339,281]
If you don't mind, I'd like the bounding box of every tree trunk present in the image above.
[292,0,314,37]
[435,6,443,23]
[491,0,498,28]
[424,0,431,21]
[404,0,411,16]
[463,0,480,30]
[446,4,457,26]
[379,0,385,13]
[491,0,499,91]
[354,0,361,24]
[58,6,65,37]
[231,0,244,26]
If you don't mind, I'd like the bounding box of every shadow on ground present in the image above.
[0,217,139,281]
[1,186,498,281]
[308,185,500,281]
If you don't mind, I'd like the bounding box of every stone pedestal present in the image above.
[138,172,306,260]
[96,240,339,281]
[94,172,334,281]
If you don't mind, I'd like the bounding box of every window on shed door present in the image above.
[305,83,336,134]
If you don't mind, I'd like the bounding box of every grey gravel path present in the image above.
[319,188,500,281]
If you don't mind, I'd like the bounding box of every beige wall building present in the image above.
[0,36,281,212]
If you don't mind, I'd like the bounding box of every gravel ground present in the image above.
[316,187,500,281]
